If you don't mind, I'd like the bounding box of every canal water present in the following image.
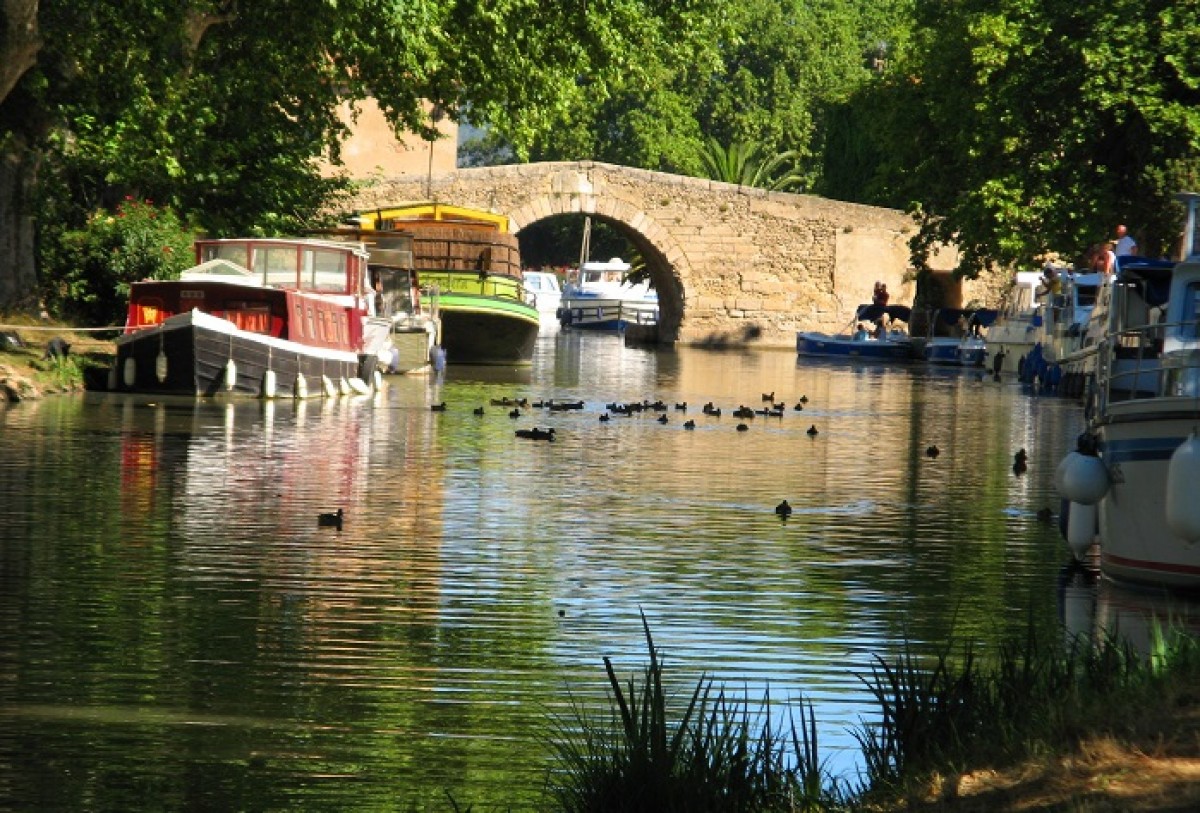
[0,332,1190,810]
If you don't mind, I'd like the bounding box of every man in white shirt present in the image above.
[1114,224,1138,256]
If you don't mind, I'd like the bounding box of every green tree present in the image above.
[861,0,1200,275]
[1,0,728,310]
[696,137,806,191]
[526,0,913,188]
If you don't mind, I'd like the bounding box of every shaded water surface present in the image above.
[1,333,1184,810]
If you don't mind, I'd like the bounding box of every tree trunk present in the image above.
[1,0,42,105]
[0,141,39,311]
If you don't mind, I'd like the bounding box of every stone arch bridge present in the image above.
[348,161,974,348]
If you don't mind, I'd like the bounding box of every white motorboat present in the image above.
[522,270,563,334]
[986,267,1104,382]
[559,257,658,332]
[1055,192,1200,591]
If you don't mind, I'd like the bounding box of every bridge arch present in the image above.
[348,161,969,347]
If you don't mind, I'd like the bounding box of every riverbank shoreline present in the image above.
[0,319,116,401]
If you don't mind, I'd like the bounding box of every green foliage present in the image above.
[697,138,807,191]
[41,198,195,327]
[3,1,732,308]
[527,0,911,187]
[545,616,840,813]
[853,0,1200,276]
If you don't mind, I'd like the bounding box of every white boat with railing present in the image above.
[986,267,1103,382]
[1055,192,1200,591]
[1054,257,1174,399]
[559,257,659,332]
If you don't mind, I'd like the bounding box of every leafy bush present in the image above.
[41,197,195,327]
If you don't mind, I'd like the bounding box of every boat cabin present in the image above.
[124,238,375,352]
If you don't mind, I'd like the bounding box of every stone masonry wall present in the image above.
[348,161,985,348]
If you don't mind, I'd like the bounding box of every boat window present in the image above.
[223,301,271,334]
[260,247,299,288]
[306,305,316,340]
[1075,285,1098,307]
[1185,282,1200,340]
[308,248,347,291]
[200,243,249,269]
[293,301,305,339]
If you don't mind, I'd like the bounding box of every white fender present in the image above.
[122,357,136,388]
[322,375,336,397]
[224,359,238,391]
[155,350,168,383]
[1066,501,1098,559]
[294,374,308,399]
[261,369,277,399]
[1166,433,1200,542]
[1058,452,1109,505]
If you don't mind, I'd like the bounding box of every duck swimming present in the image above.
[1013,448,1028,475]
[807,425,819,436]
[775,500,792,518]
[926,445,940,458]
[318,508,344,530]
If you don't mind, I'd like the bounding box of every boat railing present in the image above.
[562,300,659,327]
[1097,319,1200,409]
[419,271,528,302]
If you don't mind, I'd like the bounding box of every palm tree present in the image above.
[697,137,806,192]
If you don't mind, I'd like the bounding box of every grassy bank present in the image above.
[537,616,1200,812]
[0,316,116,400]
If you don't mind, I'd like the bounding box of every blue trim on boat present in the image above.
[1101,436,1188,463]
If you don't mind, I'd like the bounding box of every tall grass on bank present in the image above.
[540,613,1197,812]
[853,615,1200,800]
[545,616,841,813]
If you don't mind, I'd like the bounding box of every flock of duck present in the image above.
[451,392,823,439]
[317,396,1037,530]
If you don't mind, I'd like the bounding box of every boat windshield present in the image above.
[198,240,356,293]
[1075,284,1099,307]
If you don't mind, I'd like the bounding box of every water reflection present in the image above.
[1,335,1195,809]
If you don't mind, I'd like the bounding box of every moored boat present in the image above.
[986,266,1103,379]
[522,270,563,334]
[559,257,659,332]
[797,304,914,361]
[1055,192,1200,591]
[352,204,540,365]
[1055,256,1174,399]
[112,238,393,397]
[922,308,998,367]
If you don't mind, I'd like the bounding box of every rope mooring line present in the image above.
[0,324,123,333]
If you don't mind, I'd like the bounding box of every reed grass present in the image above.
[542,612,1197,812]
[852,614,1200,801]
[544,613,841,813]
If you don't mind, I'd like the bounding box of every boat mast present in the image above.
[578,216,592,270]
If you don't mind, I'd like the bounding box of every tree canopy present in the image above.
[0,0,727,308]
[856,0,1200,275]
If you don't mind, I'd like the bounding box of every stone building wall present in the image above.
[347,161,1001,348]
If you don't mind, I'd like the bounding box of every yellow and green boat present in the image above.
[353,204,540,365]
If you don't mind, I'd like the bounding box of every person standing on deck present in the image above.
[1114,224,1138,256]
